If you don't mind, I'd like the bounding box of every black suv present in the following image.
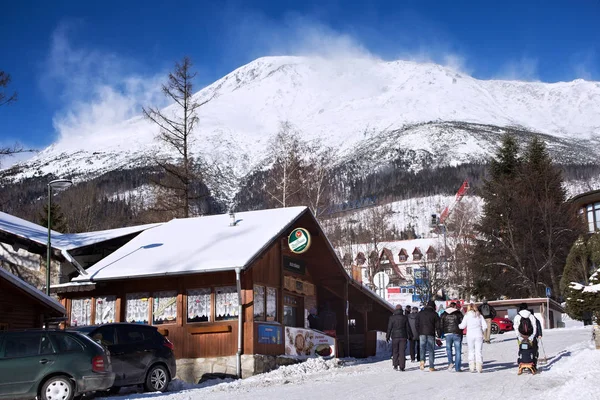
[0,329,114,400]
[71,323,176,393]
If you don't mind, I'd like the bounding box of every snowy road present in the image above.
[99,326,598,400]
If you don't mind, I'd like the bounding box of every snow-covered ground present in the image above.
[99,326,597,400]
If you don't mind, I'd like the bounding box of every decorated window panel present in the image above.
[95,295,116,324]
[187,288,211,323]
[126,292,150,324]
[153,290,178,325]
[254,285,265,321]
[70,298,92,326]
[266,287,277,322]
[215,286,238,321]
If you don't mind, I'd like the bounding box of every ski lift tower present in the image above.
[430,180,470,261]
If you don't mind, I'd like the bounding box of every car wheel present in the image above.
[41,376,74,400]
[144,364,170,393]
[491,323,499,335]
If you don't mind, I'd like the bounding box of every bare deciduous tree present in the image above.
[0,71,17,107]
[360,205,395,289]
[301,142,335,220]
[265,121,305,208]
[143,57,211,218]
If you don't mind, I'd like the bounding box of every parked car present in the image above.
[491,317,514,334]
[0,329,114,400]
[71,323,176,393]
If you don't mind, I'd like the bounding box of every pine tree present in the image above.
[473,134,583,299]
[39,202,67,232]
[563,233,600,321]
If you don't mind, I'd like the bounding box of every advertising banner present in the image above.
[284,326,335,358]
[257,324,282,345]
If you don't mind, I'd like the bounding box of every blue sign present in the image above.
[258,324,282,345]
[546,287,551,298]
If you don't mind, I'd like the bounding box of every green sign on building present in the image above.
[288,228,311,254]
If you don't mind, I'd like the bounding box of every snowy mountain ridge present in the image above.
[3,55,600,202]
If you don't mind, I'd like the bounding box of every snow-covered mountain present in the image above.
[3,56,600,199]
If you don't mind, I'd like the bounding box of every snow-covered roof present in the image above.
[0,211,61,248]
[74,207,308,282]
[58,223,162,250]
[0,267,65,315]
[0,211,161,251]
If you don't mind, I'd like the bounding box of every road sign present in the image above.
[373,272,389,298]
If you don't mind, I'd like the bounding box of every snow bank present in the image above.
[539,341,600,399]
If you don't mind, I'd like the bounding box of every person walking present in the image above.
[478,299,496,343]
[513,303,538,367]
[386,305,412,371]
[458,303,487,373]
[416,300,441,371]
[407,306,420,363]
[440,302,464,372]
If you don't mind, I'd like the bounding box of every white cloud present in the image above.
[42,22,168,144]
[496,56,539,81]
[570,50,597,81]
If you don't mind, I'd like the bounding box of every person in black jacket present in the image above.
[407,306,420,362]
[386,305,413,371]
[441,302,464,372]
[416,300,441,371]
[478,299,496,343]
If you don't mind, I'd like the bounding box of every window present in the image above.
[118,325,147,344]
[406,267,413,275]
[266,287,277,322]
[51,334,84,352]
[153,291,177,325]
[254,286,278,322]
[399,255,407,262]
[413,253,422,261]
[70,298,92,326]
[3,334,49,358]
[409,288,414,294]
[187,288,211,323]
[91,326,116,346]
[254,285,265,321]
[283,294,303,327]
[215,286,238,321]
[95,295,116,324]
[126,292,150,324]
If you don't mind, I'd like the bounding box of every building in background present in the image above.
[571,189,600,234]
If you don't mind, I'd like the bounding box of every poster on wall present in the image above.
[284,326,335,358]
[258,324,282,345]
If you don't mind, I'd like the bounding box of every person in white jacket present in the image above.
[458,303,487,373]
[513,303,537,342]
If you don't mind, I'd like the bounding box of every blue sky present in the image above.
[1,0,599,162]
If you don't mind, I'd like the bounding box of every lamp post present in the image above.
[46,179,73,295]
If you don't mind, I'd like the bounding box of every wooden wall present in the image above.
[61,271,242,359]
[0,280,44,329]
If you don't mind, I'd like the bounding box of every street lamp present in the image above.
[46,179,73,295]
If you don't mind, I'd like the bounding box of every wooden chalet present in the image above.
[0,268,65,330]
[53,207,393,381]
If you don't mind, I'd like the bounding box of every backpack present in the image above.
[480,304,490,317]
[518,316,534,336]
[518,340,535,364]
